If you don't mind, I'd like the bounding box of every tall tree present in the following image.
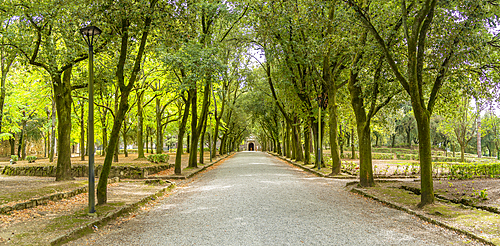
[97,0,157,204]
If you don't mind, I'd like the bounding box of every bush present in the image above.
[10,155,18,164]
[396,153,419,160]
[26,156,37,163]
[448,163,500,180]
[146,154,170,163]
[372,153,394,160]
[371,148,392,153]
[432,156,463,163]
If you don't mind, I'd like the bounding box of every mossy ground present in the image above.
[358,182,500,244]
[0,180,87,205]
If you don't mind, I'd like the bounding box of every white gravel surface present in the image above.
[68,151,481,245]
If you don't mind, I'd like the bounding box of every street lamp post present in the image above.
[80,26,102,214]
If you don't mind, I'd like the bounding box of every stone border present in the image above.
[351,187,495,246]
[0,177,120,215]
[50,183,176,246]
[267,152,356,179]
[154,153,234,180]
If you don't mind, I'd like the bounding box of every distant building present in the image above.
[242,136,261,151]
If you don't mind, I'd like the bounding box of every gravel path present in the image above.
[69,152,478,245]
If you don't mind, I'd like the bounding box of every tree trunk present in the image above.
[199,121,207,164]
[21,119,27,160]
[49,97,56,162]
[175,96,191,174]
[414,110,434,207]
[155,97,163,154]
[98,7,154,204]
[304,125,310,165]
[188,88,198,168]
[17,132,22,158]
[285,121,291,158]
[101,111,107,156]
[220,133,226,155]
[9,136,15,155]
[80,102,85,161]
[97,88,132,204]
[145,126,149,154]
[290,121,296,160]
[460,143,465,163]
[53,68,73,181]
[328,94,341,174]
[351,127,356,159]
[212,118,220,159]
[187,133,190,154]
[293,117,303,161]
[114,135,119,162]
[357,124,374,187]
[122,123,128,157]
[137,92,145,158]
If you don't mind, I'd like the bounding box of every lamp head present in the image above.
[80,26,102,48]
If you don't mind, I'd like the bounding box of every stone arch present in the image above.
[248,142,255,151]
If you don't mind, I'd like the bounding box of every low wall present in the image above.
[1,164,172,179]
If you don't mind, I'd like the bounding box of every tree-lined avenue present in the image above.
[69,152,474,245]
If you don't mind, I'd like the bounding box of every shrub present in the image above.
[448,163,500,180]
[26,156,37,163]
[146,154,170,163]
[10,155,18,164]
[372,153,394,160]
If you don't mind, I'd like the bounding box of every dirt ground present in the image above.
[403,179,500,209]
[0,152,221,245]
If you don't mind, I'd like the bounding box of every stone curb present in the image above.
[267,152,356,179]
[50,183,176,246]
[0,177,120,215]
[154,153,234,180]
[350,187,495,246]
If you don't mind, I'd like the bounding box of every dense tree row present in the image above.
[0,0,499,207]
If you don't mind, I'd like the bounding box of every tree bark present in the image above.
[175,95,191,174]
[97,6,154,204]
[351,127,356,159]
[122,122,128,157]
[199,120,207,164]
[53,68,74,181]
[414,110,434,206]
[20,119,27,160]
[49,97,56,162]
[137,91,145,158]
[155,97,163,154]
[189,82,211,168]
[80,102,85,161]
[9,136,15,156]
[304,124,310,164]
[293,116,303,161]
[358,124,374,186]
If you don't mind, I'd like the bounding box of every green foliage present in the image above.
[448,163,500,180]
[26,156,37,163]
[146,154,170,164]
[10,155,18,162]
[371,153,394,160]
